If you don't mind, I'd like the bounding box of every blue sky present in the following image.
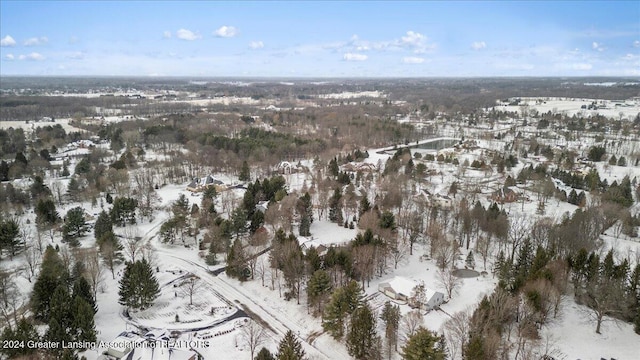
[1,1,638,77]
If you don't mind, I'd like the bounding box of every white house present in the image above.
[186,175,226,193]
[419,286,445,311]
[378,276,417,301]
[97,330,198,360]
[378,276,445,310]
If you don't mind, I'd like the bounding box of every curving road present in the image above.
[130,209,350,359]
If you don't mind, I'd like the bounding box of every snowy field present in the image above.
[0,118,86,133]
[500,97,640,120]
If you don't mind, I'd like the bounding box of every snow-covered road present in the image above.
[155,250,350,360]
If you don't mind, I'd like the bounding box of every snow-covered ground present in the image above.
[499,97,640,121]
[3,110,640,360]
[543,297,638,360]
[0,118,86,134]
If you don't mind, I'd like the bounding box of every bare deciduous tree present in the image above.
[240,319,268,360]
[475,235,493,271]
[134,168,160,221]
[388,236,409,269]
[22,245,39,282]
[400,310,423,343]
[179,274,202,306]
[437,268,462,299]
[255,257,267,287]
[140,242,158,268]
[78,248,105,298]
[50,181,65,206]
[123,228,143,263]
[443,308,472,360]
[0,270,24,328]
[507,214,530,261]
[432,236,457,271]
[353,245,376,288]
[101,240,121,279]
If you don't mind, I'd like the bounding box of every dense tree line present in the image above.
[20,245,98,358]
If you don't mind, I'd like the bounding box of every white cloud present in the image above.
[399,31,434,53]
[5,54,14,60]
[176,29,201,41]
[214,26,238,38]
[1,35,16,47]
[18,52,45,61]
[402,56,425,64]
[592,42,604,51]
[249,41,264,49]
[24,36,48,46]
[572,63,592,70]
[67,52,84,60]
[401,31,425,46]
[335,31,435,55]
[634,40,640,48]
[343,53,368,61]
[471,41,486,50]
[69,36,79,44]
[163,31,172,39]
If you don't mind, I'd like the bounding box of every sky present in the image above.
[0,1,638,77]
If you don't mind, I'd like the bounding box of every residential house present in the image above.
[98,330,198,360]
[186,175,226,193]
[378,276,445,311]
[490,186,519,203]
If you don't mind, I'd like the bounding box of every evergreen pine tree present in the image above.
[73,277,97,313]
[60,348,79,360]
[297,193,313,237]
[322,281,363,339]
[401,327,446,360]
[322,288,347,339]
[46,285,73,344]
[0,217,21,259]
[328,158,339,177]
[118,259,160,310]
[239,160,251,182]
[256,347,275,360]
[226,238,247,280]
[346,304,378,360]
[94,210,113,242]
[66,177,82,202]
[61,163,70,177]
[31,246,68,321]
[307,269,332,315]
[299,216,311,237]
[71,296,97,346]
[359,196,371,217]
[62,206,88,246]
[0,318,39,358]
[35,198,60,226]
[328,187,343,224]
[276,330,306,360]
[250,210,265,234]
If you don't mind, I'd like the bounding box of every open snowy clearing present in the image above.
[499,97,640,120]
